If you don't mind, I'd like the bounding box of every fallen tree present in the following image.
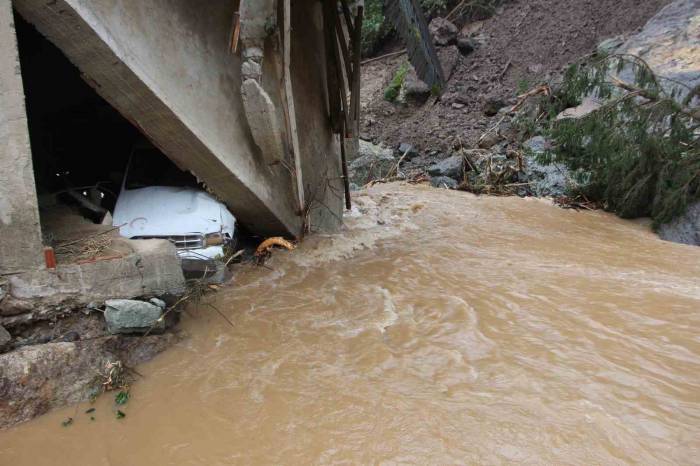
[533,54,699,228]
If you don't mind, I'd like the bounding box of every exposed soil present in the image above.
[360,0,671,153]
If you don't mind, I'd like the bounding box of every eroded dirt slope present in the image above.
[361,0,671,153]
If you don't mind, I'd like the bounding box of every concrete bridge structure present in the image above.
[1,0,357,277]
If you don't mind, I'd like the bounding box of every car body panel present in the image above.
[113,186,236,263]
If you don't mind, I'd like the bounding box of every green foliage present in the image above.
[420,0,448,14]
[516,77,530,94]
[115,390,130,405]
[361,0,391,57]
[384,63,410,102]
[537,55,699,227]
[116,410,126,419]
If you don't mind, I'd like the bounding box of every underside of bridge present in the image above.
[1,0,367,279]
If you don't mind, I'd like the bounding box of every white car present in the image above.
[113,148,237,273]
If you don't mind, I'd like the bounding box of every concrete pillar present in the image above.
[0,0,44,275]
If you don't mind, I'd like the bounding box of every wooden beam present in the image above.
[321,0,342,133]
[281,0,305,213]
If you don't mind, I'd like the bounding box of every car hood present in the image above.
[113,186,229,238]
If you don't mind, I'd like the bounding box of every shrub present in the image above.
[536,54,699,227]
[383,62,410,102]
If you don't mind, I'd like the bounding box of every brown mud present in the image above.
[360,0,671,153]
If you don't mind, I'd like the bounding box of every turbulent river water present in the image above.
[1,184,699,465]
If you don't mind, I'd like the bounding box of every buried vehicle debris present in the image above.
[113,146,238,275]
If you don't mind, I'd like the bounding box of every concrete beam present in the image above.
[0,0,44,275]
[13,0,302,236]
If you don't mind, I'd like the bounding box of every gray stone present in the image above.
[430,176,458,189]
[498,121,518,141]
[428,17,458,46]
[358,139,394,161]
[617,0,700,101]
[438,46,460,80]
[597,36,625,55]
[149,297,167,310]
[658,201,700,246]
[0,324,11,348]
[104,299,164,335]
[397,143,419,160]
[523,136,547,154]
[521,136,570,196]
[478,131,502,149]
[483,96,506,116]
[456,37,475,56]
[0,333,176,428]
[401,67,431,103]
[349,141,396,185]
[427,155,463,178]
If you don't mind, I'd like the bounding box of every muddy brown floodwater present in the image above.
[1,184,699,465]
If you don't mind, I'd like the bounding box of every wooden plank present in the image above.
[385,0,444,90]
[322,0,342,133]
[350,5,363,132]
[339,0,355,38]
[339,122,352,210]
[334,12,353,85]
[282,0,305,212]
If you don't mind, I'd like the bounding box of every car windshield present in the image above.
[125,149,199,189]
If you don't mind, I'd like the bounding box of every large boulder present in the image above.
[349,141,396,186]
[522,136,570,197]
[428,17,458,46]
[0,334,176,428]
[658,201,700,246]
[104,299,164,334]
[400,67,431,104]
[427,155,463,178]
[617,0,700,101]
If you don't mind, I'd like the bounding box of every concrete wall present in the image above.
[291,0,344,232]
[0,0,44,275]
[13,0,302,236]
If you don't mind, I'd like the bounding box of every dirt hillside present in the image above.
[360,0,671,153]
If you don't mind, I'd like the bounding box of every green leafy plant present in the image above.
[361,0,391,57]
[384,62,410,102]
[534,54,699,227]
[115,390,130,405]
[116,410,126,419]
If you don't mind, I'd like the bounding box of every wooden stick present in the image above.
[360,49,407,66]
[229,12,240,54]
[339,126,352,210]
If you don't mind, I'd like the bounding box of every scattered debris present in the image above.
[255,237,296,264]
